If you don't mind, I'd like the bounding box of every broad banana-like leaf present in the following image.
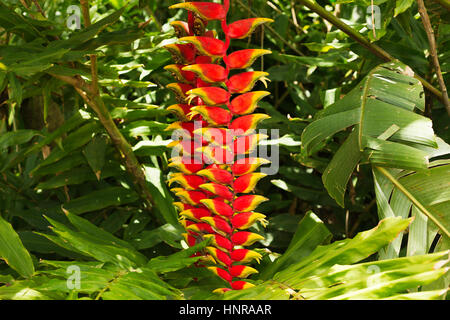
[301,61,438,207]
[221,216,449,300]
[373,135,450,258]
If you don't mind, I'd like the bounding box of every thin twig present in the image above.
[19,0,30,9]
[31,0,45,18]
[432,0,450,11]
[236,0,304,56]
[417,0,450,116]
[266,1,305,34]
[370,0,376,39]
[80,0,99,95]
[296,0,444,104]
[19,0,34,18]
[144,5,161,31]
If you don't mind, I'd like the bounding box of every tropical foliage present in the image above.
[0,0,448,300]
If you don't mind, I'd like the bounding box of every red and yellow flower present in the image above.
[165,0,273,292]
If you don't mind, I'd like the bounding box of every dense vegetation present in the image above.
[0,0,448,300]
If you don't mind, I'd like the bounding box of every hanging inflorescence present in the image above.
[164,0,273,293]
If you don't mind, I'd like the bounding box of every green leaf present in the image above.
[7,72,22,106]
[82,134,108,180]
[0,130,40,150]
[275,217,413,283]
[260,211,332,279]
[31,121,102,173]
[44,214,147,269]
[131,224,183,250]
[322,130,363,207]
[143,166,178,225]
[63,187,139,215]
[302,61,438,207]
[375,164,450,240]
[0,215,35,278]
[146,240,210,273]
[394,0,415,17]
[101,267,178,300]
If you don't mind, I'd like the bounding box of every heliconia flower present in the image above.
[230,114,271,135]
[170,2,227,21]
[166,83,194,102]
[199,183,233,200]
[192,16,207,36]
[186,87,230,105]
[186,222,216,234]
[164,43,196,64]
[167,104,193,121]
[226,18,274,39]
[182,233,197,247]
[233,173,267,193]
[195,55,213,64]
[229,265,258,278]
[197,145,234,164]
[165,0,272,292]
[231,157,271,176]
[196,168,233,184]
[234,134,268,155]
[206,246,232,266]
[180,36,227,58]
[212,288,232,294]
[179,219,195,230]
[182,64,228,83]
[167,139,202,156]
[188,106,232,125]
[227,49,272,69]
[179,208,211,221]
[208,267,232,282]
[226,71,270,94]
[174,202,196,212]
[193,127,234,146]
[168,157,203,175]
[201,216,232,235]
[164,64,196,83]
[175,190,208,206]
[168,173,206,190]
[231,212,268,229]
[233,195,269,212]
[165,121,199,139]
[231,231,264,246]
[170,21,190,38]
[198,254,217,265]
[230,249,262,264]
[170,187,185,194]
[230,91,270,115]
[203,233,233,251]
[200,198,233,217]
[231,281,255,290]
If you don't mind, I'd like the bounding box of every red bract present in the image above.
[166,0,272,293]
[227,18,273,39]
[227,49,272,69]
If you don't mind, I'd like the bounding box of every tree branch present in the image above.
[417,0,450,116]
[296,0,444,104]
[80,0,99,95]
